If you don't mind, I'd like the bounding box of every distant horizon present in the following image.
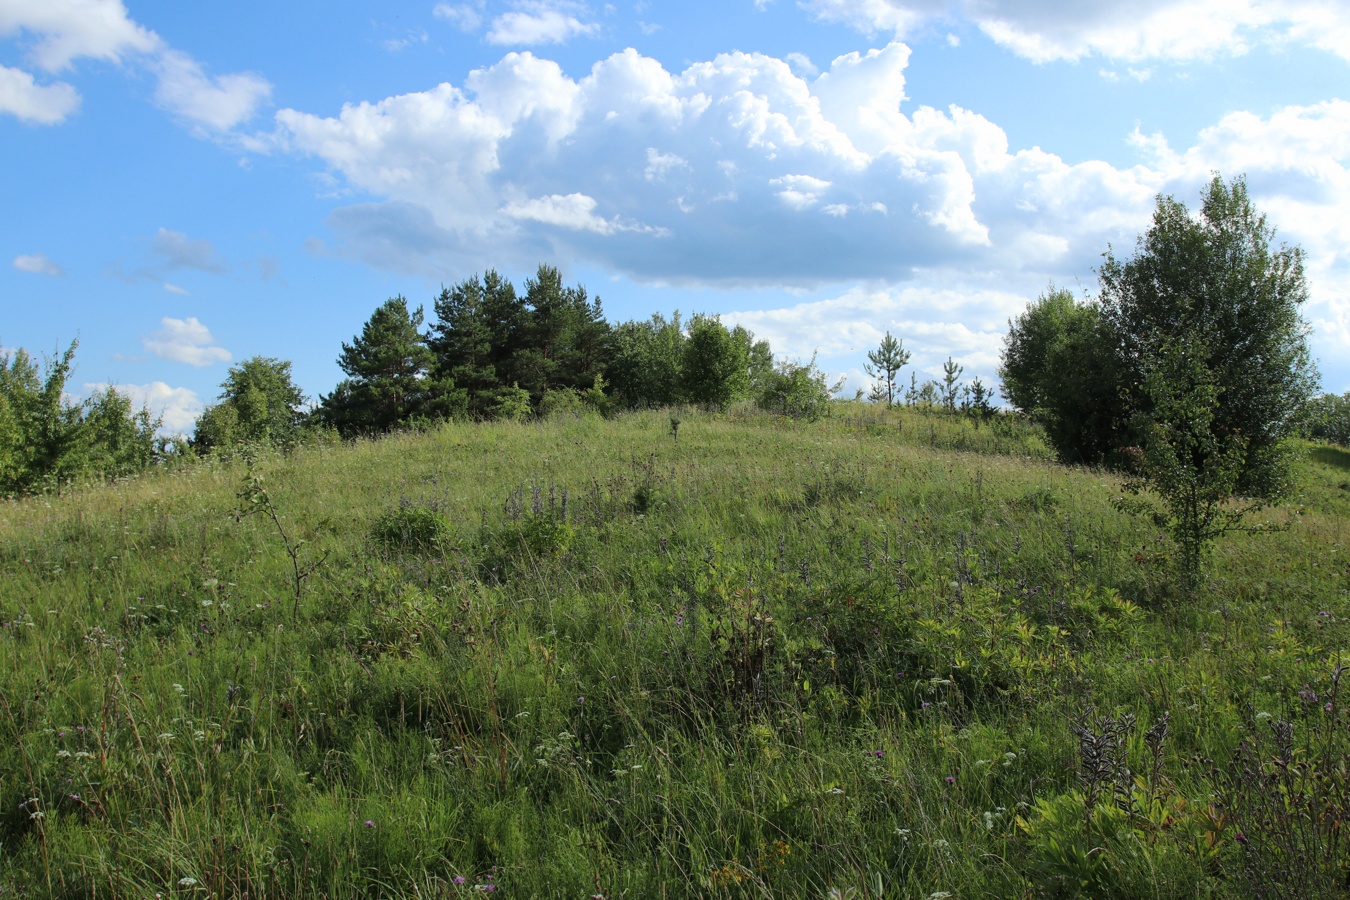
[4,0,1348,432]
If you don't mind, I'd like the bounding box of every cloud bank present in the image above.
[270,43,1347,295]
[802,0,1350,63]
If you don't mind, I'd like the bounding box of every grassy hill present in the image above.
[2,405,1347,898]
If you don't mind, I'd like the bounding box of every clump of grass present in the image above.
[372,502,455,553]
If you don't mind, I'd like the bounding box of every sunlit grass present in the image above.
[2,405,1347,898]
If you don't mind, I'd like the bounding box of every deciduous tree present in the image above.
[1100,174,1316,496]
[192,357,308,452]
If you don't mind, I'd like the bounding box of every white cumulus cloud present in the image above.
[273,43,1143,283]
[488,10,594,45]
[142,317,231,367]
[0,0,160,71]
[13,252,64,276]
[434,1,486,31]
[0,64,79,123]
[502,192,667,234]
[0,0,272,132]
[264,39,1350,378]
[486,1,600,45]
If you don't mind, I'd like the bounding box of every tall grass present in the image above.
[1,405,1346,898]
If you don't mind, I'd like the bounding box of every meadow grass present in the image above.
[1,404,1347,898]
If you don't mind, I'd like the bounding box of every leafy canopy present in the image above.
[1100,174,1316,496]
[193,356,309,452]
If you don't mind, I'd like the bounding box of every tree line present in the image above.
[6,174,1349,503]
[195,264,851,449]
[0,341,165,496]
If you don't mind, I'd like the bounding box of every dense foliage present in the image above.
[314,266,790,436]
[191,357,310,453]
[1100,175,1317,497]
[0,341,163,496]
[1304,392,1350,446]
[999,286,1124,464]
[1002,176,1317,494]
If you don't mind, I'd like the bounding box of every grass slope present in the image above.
[1,405,1347,898]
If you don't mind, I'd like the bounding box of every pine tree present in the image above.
[941,357,964,413]
[321,297,433,434]
[865,331,910,407]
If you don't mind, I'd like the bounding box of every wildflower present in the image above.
[454,876,467,885]
[178,877,198,887]
[363,820,375,828]
[871,750,884,758]
[945,776,956,784]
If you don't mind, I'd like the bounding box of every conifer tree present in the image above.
[865,331,910,407]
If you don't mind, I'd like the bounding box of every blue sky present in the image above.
[3,0,1349,432]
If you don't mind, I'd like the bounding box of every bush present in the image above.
[1304,392,1350,445]
[999,286,1124,464]
[371,505,454,553]
[757,356,840,421]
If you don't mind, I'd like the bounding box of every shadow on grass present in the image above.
[1309,445,1350,471]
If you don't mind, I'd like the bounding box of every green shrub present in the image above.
[371,504,454,552]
